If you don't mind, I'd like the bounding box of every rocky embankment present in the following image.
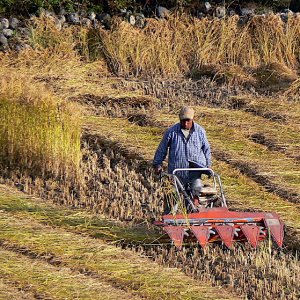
[1,0,300,52]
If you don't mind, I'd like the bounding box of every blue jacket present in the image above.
[153,122,211,180]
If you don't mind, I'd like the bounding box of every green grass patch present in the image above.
[200,104,300,158]
[229,95,300,127]
[84,116,162,159]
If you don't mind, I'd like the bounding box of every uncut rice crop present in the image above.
[3,14,300,85]
[95,15,300,78]
[0,72,82,180]
[29,15,81,60]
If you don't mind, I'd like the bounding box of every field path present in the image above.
[0,184,236,300]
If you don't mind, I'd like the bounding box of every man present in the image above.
[153,106,211,195]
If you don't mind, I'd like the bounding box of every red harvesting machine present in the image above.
[154,168,284,250]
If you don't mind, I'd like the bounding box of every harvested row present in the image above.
[0,247,140,300]
[73,94,157,119]
[0,185,156,243]
[115,78,300,125]
[85,99,300,204]
[195,106,300,160]
[0,199,234,300]
[83,116,300,244]
[0,185,299,300]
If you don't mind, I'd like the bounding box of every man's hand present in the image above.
[207,166,212,178]
[154,165,162,175]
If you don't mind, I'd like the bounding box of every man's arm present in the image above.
[153,129,171,173]
[201,129,211,167]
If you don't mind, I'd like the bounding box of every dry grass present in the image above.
[0,277,35,299]
[0,248,141,300]
[0,71,82,179]
[2,16,81,78]
[285,77,300,96]
[0,16,108,102]
[29,16,76,57]
[0,204,234,300]
[5,14,299,83]
[95,15,300,79]
[253,62,298,89]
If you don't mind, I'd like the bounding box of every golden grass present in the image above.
[83,116,300,235]
[2,17,82,78]
[0,184,299,300]
[0,184,156,243]
[286,77,300,96]
[0,248,142,300]
[0,17,109,102]
[12,14,300,81]
[253,62,298,89]
[0,207,234,300]
[29,15,75,55]
[0,71,82,179]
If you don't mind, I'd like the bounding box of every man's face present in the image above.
[180,118,193,130]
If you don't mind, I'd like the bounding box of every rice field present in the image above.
[0,184,299,299]
[0,72,82,180]
[0,185,235,300]
[0,14,299,300]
